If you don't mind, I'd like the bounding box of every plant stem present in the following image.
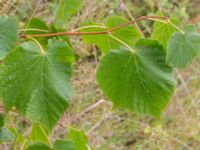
[108,34,135,53]
[167,20,185,34]
[19,28,49,33]
[19,16,168,38]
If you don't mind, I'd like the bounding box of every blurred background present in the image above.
[0,0,200,149]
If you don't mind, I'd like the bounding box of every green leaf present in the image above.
[26,18,50,34]
[26,143,52,150]
[0,16,18,60]
[25,18,50,47]
[30,124,50,145]
[166,28,200,68]
[152,16,180,50]
[50,24,70,45]
[67,128,89,150]
[54,140,76,150]
[96,39,175,117]
[81,16,141,53]
[0,39,74,130]
[54,0,83,28]
[105,16,142,49]
[0,127,15,142]
[0,113,4,128]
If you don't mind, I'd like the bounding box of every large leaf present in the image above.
[54,0,83,28]
[166,27,200,68]
[0,39,74,130]
[81,16,141,53]
[0,16,18,60]
[97,39,175,117]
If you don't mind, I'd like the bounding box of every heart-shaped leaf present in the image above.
[167,27,200,68]
[0,39,74,130]
[97,39,175,117]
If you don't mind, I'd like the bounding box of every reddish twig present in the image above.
[19,16,168,38]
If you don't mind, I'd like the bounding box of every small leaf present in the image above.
[26,18,50,34]
[30,124,49,145]
[167,27,200,68]
[0,16,18,60]
[0,127,15,142]
[152,15,180,50]
[54,0,83,28]
[67,128,89,150]
[25,18,50,47]
[54,140,76,150]
[26,143,52,150]
[105,16,142,48]
[81,16,141,53]
[0,39,74,130]
[97,39,175,117]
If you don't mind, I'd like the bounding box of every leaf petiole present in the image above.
[27,36,45,55]
[166,20,185,34]
[19,28,49,33]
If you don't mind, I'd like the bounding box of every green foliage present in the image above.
[26,18,50,34]
[167,27,200,68]
[26,141,76,150]
[27,128,89,150]
[0,1,200,148]
[54,0,83,28]
[67,128,89,150]
[97,39,175,117]
[30,124,49,145]
[0,113,4,128]
[26,143,52,150]
[53,140,76,150]
[25,18,50,47]
[81,16,141,53]
[0,39,74,130]
[0,16,18,60]
[152,17,180,50]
